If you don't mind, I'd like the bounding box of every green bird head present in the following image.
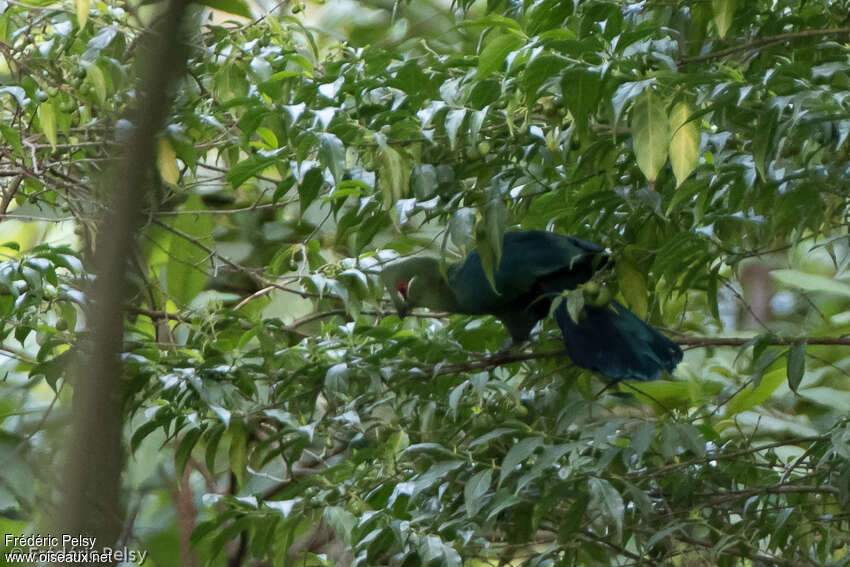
[381,256,461,318]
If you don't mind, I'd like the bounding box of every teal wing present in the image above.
[447,231,603,314]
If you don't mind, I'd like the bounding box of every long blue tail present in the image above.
[554,301,682,381]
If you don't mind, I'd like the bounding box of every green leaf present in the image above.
[771,269,850,296]
[476,231,499,293]
[166,195,212,305]
[631,88,670,184]
[561,68,601,138]
[157,138,180,185]
[751,348,782,388]
[131,417,162,453]
[448,380,469,415]
[631,423,655,457]
[726,367,785,416]
[499,437,542,486]
[86,64,107,104]
[38,102,58,150]
[469,427,522,448]
[266,499,297,518]
[445,109,466,151]
[786,343,806,393]
[449,208,477,251]
[298,167,324,214]
[464,469,492,517]
[674,423,706,457]
[194,0,252,17]
[478,33,525,78]
[419,535,461,567]
[468,108,487,147]
[559,493,589,539]
[323,506,356,546]
[799,387,850,411]
[566,289,584,324]
[485,491,521,521]
[484,197,506,268]
[712,0,736,38]
[624,381,694,406]
[319,133,345,184]
[0,124,23,156]
[379,145,408,209]
[588,477,624,539]
[204,424,225,474]
[669,101,700,187]
[227,154,278,188]
[525,54,563,102]
[228,420,247,487]
[190,519,221,547]
[75,0,89,28]
[175,427,203,477]
[752,110,778,181]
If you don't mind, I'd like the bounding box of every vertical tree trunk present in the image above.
[740,262,773,330]
[57,0,192,551]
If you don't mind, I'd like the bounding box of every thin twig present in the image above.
[679,27,850,65]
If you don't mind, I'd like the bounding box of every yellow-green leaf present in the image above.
[566,289,584,324]
[166,195,212,305]
[631,89,669,185]
[157,139,180,185]
[37,101,57,150]
[254,127,278,149]
[75,0,89,28]
[379,145,408,209]
[771,269,850,297]
[712,0,736,38]
[669,102,699,187]
[617,254,647,319]
[195,0,252,18]
[725,367,785,416]
[86,64,107,104]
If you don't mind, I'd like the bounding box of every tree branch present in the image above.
[677,336,850,347]
[680,27,850,65]
[421,334,850,376]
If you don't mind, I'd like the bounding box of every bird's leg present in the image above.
[594,379,621,399]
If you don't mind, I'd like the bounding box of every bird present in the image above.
[381,230,682,381]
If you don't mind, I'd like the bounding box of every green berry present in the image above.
[582,281,600,301]
[588,284,612,307]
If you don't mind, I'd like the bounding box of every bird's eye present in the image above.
[396,279,409,298]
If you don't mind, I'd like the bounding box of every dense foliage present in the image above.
[2,0,850,565]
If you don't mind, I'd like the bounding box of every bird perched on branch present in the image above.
[381,230,682,381]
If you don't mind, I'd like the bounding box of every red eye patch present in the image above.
[396,279,409,297]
